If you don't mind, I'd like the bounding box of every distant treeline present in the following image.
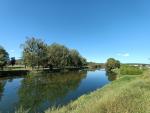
[87,62,105,69]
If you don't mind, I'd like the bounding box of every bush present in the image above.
[120,65,143,75]
[105,58,120,71]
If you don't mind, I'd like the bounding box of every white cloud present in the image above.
[117,53,130,57]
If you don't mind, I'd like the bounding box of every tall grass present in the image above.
[16,68,150,113]
[15,106,29,113]
[46,70,150,113]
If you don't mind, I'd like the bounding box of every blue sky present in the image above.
[0,0,150,63]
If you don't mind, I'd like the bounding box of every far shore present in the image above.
[0,66,92,77]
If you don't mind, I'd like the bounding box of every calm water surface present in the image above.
[0,70,116,113]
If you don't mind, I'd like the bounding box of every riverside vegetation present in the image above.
[0,37,87,72]
[1,37,150,113]
[15,59,150,113]
[45,65,149,113]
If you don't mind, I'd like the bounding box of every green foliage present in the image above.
[87,62,103,69]
[0,46,9,70]
[69,49,87,67]
[21,37,48,69]
[21,38,87,70]
[46,70,150,113]
[47,43,70,68]
[47,44,87,68]
[15,106,30,113]
[106,71,117,81]
[105,58,120,71]
[120,65,143,75]
[18,71,87,112]
[10,57,16,66]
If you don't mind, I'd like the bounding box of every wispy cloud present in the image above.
[117,53,130,57]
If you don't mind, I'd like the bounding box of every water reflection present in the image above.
[106,71,117,81]
[0,79,6,100]
[0,70,115,113]
[18,71,87,112]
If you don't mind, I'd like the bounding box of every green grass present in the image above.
[119,65,143,75]
[3,65,28,71]
[15,68,150,113]
[15,106,30,113]
[46,69,150,113]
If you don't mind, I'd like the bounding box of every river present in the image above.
[0,69,116,113]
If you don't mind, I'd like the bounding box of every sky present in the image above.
[0,0,150,63]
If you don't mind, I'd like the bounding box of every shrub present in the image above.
[105,58,120,71]
[120,65,143,75]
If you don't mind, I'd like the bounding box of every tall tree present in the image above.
[47,43,70,69]
[0,46,9,70]
[21,37,47,69]
[69,49,84,67]
[21,38,87,70]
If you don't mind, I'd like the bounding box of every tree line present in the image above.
[0,37,87,70]
[21,37,87,70]
[0,37,122,71]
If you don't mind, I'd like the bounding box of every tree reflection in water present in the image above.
[18,71,87,112]
[106,71,117,81]
[0,79,6,101]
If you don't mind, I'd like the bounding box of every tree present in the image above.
[47,43,70,69]
[105,58,120,71]
[21,38,87,70]
[10,57,16,66]
[80,57,87,66]
[21,37,47,69]
[47,44,87,69]
[0,46,9,70]
[69,49,86,67]
[69,49,81,67]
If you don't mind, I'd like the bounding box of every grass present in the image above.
[2,65,29,71]
[15,106,30,113]
[46,69,150,113]
[15,67,150,113]
[119,65,143,75]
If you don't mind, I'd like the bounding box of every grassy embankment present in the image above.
[15,65,150,113]
[45,66,150,113]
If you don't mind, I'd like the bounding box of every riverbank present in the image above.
[0,70,29,77]
[45,69,150,113]
[0,66,89,77]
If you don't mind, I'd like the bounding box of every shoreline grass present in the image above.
[15,67,150,113]
[46,69,150,113]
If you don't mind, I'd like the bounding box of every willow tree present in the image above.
[0,46,9,70]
